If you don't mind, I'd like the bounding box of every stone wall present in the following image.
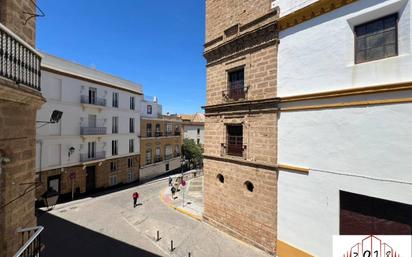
[204,0,279,255]
[0,0,37,47]
[205,0,274,43]
[203,158,277,253]
[0,79,44,257]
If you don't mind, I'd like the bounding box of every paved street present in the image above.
[38,178,270,257]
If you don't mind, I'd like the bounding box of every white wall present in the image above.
[139,157,181,182]
[277,1,412,256]
[141,100,162,118]
[36,69,142,171]
[183,125,204,145]
[278,0,412,97]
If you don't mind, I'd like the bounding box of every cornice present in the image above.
[204,97,280,115]
[204,154,278,172]
[278,0,358,31]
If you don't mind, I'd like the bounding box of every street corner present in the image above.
[160,186,203,222]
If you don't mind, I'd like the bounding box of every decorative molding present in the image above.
[203,154,277,172]
[204,97,280,115]
[278,0,358,31]
[204,22,278,66]
[278,164,309,174]
[281,82,412,103]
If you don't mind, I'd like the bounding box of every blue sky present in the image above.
[37,0,206,114]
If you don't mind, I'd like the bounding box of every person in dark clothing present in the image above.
[132,192,139,207]
[171,186,176,199]
[168,177,173,187]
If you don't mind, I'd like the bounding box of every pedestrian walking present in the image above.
[132,191,139,207]
[171,186,176,199]
[168,176,172,187]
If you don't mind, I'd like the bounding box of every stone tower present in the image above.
[203,0,279,254]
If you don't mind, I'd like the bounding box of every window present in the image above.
[155,147,161,162]
[109,175,117,186]
[175,126,180,136]
[340,191,412,235]
[112,117,118,134]
[166,123,172,136]
[112,140,118,156]
[128,158,133,168]
[88,114,97,128]
[88,87,97,104]
[175,145,180,156]
[226,125,243,157]
[197,128,200,135]
[146,123,152,137]
[166,163,169,171]
[355,14,398,64]
[110,161,118,172]
[47,175,61,193]
[146,149,152,165]
[112,92,119,107]
[227,68,245,100]
[130,96,135,110]
[197,138,200,145]
[165,145,173,160]
[155,124,161,137]
[129,139,134,153]
[129,118,135,133]
[127,170,133,182]
[147,105,152,114]
[88,142,96,159]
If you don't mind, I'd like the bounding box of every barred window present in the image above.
[355,14,398,64]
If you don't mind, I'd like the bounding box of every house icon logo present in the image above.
[333,235,411,257]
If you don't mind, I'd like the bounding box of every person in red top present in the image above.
[132,192,139,208]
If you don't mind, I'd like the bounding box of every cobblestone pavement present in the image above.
[38,177,271,257]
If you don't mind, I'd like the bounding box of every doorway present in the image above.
[85,166,96,193]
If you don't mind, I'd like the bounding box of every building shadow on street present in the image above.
[37,210,161,257]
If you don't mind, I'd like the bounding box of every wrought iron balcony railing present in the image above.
[221,139,247,158]
[13,226,44,257]
[80,126,107,135]
[0,23,41,91]
[222,81,248,101]
[80,151,106,162]
[155,131,163,137]
[165,154,173,160]
[174,131,181,136]
[80,95,106,106]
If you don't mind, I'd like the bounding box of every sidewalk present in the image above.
[161,175,204,221]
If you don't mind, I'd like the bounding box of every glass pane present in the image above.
[383,30,396,44]
[366,33,384,49]
[367,47,384,60]
[356,37,366,50]
[355,25,366,37]
[356,50,366,63]
[366,20,383,35]
[384,15,397,29]
[385,44,396,57]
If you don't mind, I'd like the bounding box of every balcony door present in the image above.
[88,142,96,159]
[228,68,245,100]
[88,114,97,128]
[227,125,243,157]
[88,87,97,104]
[85,166,96,193]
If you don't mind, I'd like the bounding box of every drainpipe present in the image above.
[37,140,43,182]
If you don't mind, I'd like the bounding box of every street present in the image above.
[38,178,270,257]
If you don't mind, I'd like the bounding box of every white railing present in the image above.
[13,226,44,257]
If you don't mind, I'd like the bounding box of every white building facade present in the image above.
[36,53,142,200]
[276,0,412,256]
[179,113,205,145]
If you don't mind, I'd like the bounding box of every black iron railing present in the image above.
[155,131,163,137]
[221,137,246,158]
[174,131,181,136]
[0,24,41,91]
[155,156,162,163]
[80,151,105,162]
[14,226,44,257]
[165,154,173,160]
[80,95,106,106]
[80,126,107,135]
[222,81,248,101]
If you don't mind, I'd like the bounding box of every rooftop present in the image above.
[40,52,143,95]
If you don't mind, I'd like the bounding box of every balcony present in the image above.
[174,131,181,136]
[80,151,105,162]
[222,81,248,101]
[14,226,44,257]
[80,126,107,135]
[145,159,152,165]
[221,141,246,159]
[80,95,106,107]
[0,23,41,91]
[165,154,173,160]
[155,131,163,137]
